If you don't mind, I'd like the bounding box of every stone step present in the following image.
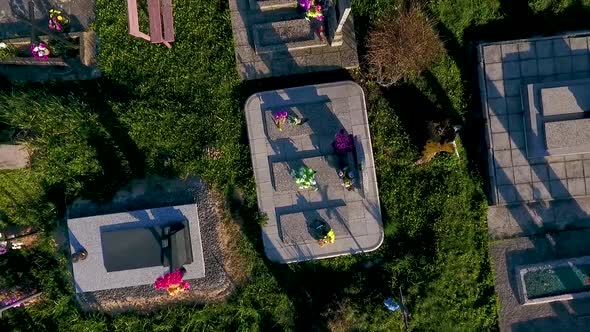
[253,18,327,55]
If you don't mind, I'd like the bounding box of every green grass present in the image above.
[3,0,590,330]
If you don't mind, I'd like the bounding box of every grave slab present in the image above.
[272,155,343,192]
[253,19,327,55]
[279,206,349,244]
[540,79,590,116]
[545,118,590,151]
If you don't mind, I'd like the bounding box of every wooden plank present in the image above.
[147,0,164,43]
[126,0,140,34]
[161,0,175,42]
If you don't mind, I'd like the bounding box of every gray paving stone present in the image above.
[514,166,532,184]
[538,58,555,76]
[586,177,590,195]
[502,43,520,61]
[511,149,529,166]
[518,41,536,59]
[503,61,521,79]
[583,159,590,176]
[553,37,571,56]
[498,185,517,204]
[496,167,515,186]
[515,184,533,201]
[572,54,590,72]
[520,59,538,77]
[509,131,526,149]
[535,40,553,58]
[487,80,505,98]
[495,150,513,168]
[532,164,549,182]
[488,98,507,115]
[505,97,522,114]
[492,132,511,150]
[565,160,584,178]
[508,114,524,131]
[548,162,566,179]
[564,154,584,161]
[504,79,521,97]
[483,44,502,63]
[549,179,570,198]
[568,178,586,196]
[532,181,552,200]
[554,56,572,74]
[485,62,503,80]
[489,115,508,133]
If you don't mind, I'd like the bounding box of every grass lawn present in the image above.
[2,0,590,330]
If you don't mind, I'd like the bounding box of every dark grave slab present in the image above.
[272,155,342,192]
[253,19,327,54]
[249,0,296,11]
[544,118,590,151]
[279,206,349,244]
[264,107,313,140]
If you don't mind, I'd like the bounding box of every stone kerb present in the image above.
[517,255,590,305]
[326,0,351,46]
[253,19,327,54]
[249,0,296,11]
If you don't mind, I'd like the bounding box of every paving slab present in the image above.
[0,144,28,169]
[246,81,382,263]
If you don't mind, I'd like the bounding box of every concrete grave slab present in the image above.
[245,81,382,263]
[67,204,205,293]
[545,118,590,151]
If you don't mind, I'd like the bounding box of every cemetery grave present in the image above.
[229,0,358,79]
[517,256,590,304]
[245,81,382,263]
[0,0,99,81]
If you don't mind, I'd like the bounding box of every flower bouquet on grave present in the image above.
[338,166,355,191]
[298,0,324,21]
[273,110,303,131]
[30,42,51,60]
[154,269,191,296]
[291,166,318,190]
[332,128,354,154]
[48,9,70,32]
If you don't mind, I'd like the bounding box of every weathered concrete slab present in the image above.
[272,155,341,192]
[253,19,327,54]
[0,144,28,169]
[279,206,349,244]
[246,81,382,263]
[264,108,313,140]
[541,79,590,116]
[545,118,590,150]
[67,204,205,293]
[249,0,297,11]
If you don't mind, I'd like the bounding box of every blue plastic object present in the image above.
[384,297,400,312]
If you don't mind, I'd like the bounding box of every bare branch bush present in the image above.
[366,5,445,87]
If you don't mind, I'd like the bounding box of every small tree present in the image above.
[366,5,444,87]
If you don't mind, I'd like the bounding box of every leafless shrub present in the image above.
[366,5,445,87]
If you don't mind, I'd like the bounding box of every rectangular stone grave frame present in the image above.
[253,19,328,54]
[517,255,590,305]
